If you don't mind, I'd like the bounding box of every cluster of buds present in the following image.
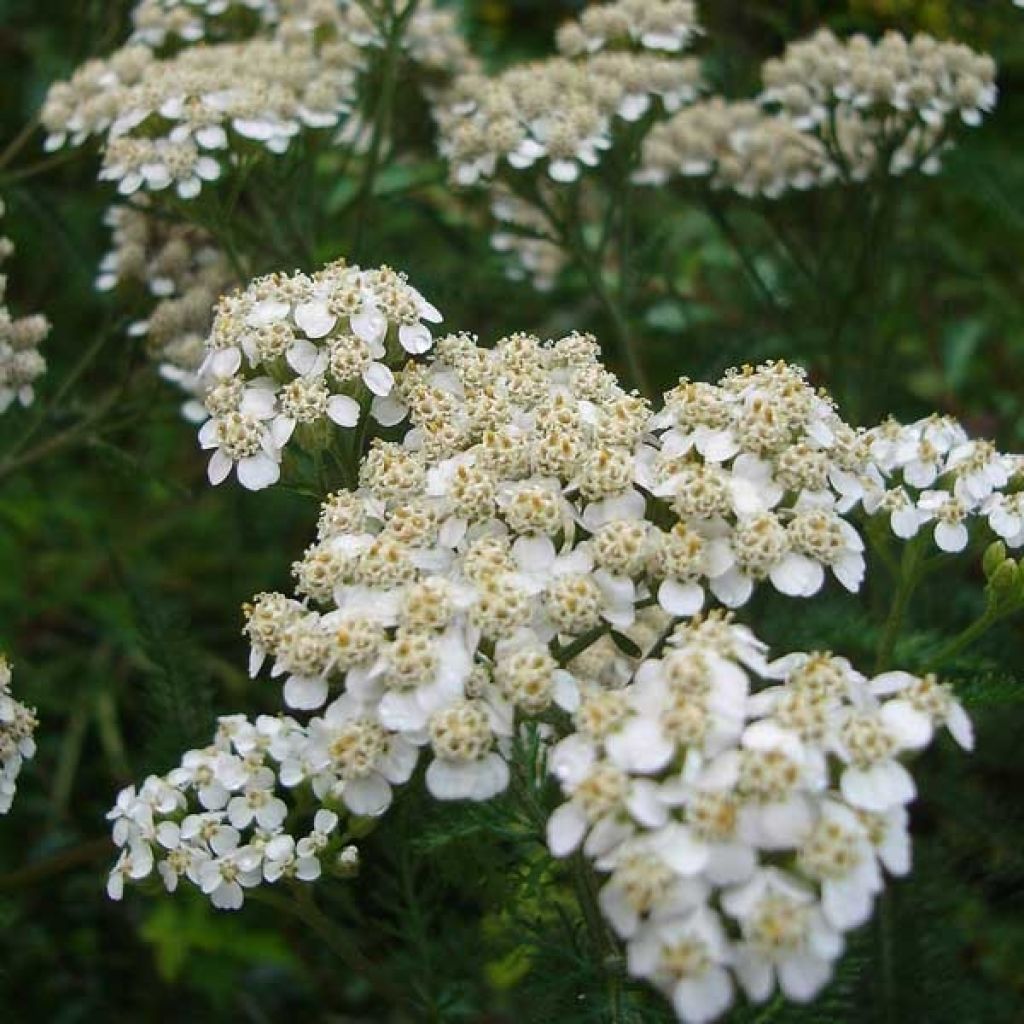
[1,657,38,815]
[197,260,442,489]
[97,202,235,419]
[549,616,971,1022]
[0,200,49,414]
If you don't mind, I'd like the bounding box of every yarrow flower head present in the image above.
[197,259,442,489]
[45,0,477,200]
[0,656,39,814]
[42,33,359,199]
[97,202,235,419]
[0,199,50,413]
[107,326,1007,1023]
[637,98,833,198]
[438,0,703,187]
[760,29,997,179]
[548,620,972,1021]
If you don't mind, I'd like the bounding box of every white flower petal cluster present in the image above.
[637,98,834,197]
[761,29,997,178]
[0,199,49,414]
[130,0,279,47]
[98,202,235,419]
[556,0,702,57]
[41,31,359,199]
[197,260,442,490]
[862,416,1024,553]
[242,332,648,775]
[106,713,354,908]
[439,1,702,187]
[548,616,972,1022]
[0,656,38,815]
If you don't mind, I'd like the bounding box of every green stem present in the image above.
[570,853,624,1024]
[250,887,405,1005]
[566,223,653,399]
[874,539,925,673]
[351,0,420,261]
[922,607,1000,674]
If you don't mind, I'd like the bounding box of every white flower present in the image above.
[724,868,843,1004]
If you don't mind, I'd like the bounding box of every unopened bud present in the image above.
[982,540,1007,580]
[335,844,360,878]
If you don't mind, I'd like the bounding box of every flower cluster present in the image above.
[107,713,360,908]
[548,615,972,1022]
[198,260,442,489]
[106,318,996,1023]
[98,202,234,418]
[862,415,1024,553]
[555,0,702,57]
[0,199,49,414]
[1,656,38,815]
[761,29,997,179]
[41,33,359,199]
[439,1,702,187]
[129,0,278,47]
[637,98,833,198]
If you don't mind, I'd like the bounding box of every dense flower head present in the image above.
[41,33,360,199]
[105,328,1007,1022]
[636,98,833,197]
[760,29,997,178]
[547,619,972,1021]
[105,712,357,908]
[556,0,702,57]
[861,415,1024,553]
[439,0,703,188]
[0,656,38,815]
[98,202,235,419]
[197,259,442,489]
[0,199,49,414]
[52,0,477,199]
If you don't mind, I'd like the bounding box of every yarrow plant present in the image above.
[105,296,1024,1020]
[0,656,38,815]
[5,0,1024,1021]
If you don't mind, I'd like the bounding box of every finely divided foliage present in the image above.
[4,0,1020,1020]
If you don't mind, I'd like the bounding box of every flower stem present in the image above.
[351,0,420,261]
[250,886,406,1006]
[874,538,926,673]
[922,608,1000,675]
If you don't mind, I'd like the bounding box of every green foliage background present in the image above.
[0,1,1023,1021]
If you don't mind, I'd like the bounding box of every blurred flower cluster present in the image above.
[0,200,49,414]
[0,656,38,815]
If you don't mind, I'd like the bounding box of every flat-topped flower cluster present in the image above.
[640,28,997,197]
[549,616,971,1021]
[0,656,38,815]
[437,0,703,187]
[106,274,1019,1019]
[0,199,49,414]
[43,0,475,201]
